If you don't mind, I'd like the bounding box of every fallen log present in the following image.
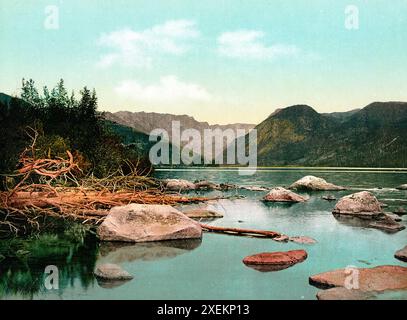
[200,223,287,241]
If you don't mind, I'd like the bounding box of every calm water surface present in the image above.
[1,169,406,300]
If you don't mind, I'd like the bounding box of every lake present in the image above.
[1,168,406,300]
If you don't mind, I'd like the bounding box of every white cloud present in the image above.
[114,76,212,103]
[97,20,199,68]
[217,30,299,60]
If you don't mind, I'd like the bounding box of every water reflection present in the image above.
[243,263,295,272]
[0,233,98,299]
[97,239,202,264]
[333,214,405,234]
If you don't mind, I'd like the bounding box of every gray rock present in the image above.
[94,263,133,281]
[289,236,317,244]
[94,263,134,289]
[194,180,221,190]
[332,192,405,232]
[369,220,405,233]
[384,212,402,222]
[263,187,309,203]
[369,213,405,233]
[322,195,336,201]
[393,207,407,216]
[219,183,237,190]
[164,179,196,191]
[98,204,202,242]
[395,245,407,262]
[240,185,269,192]
[332,191,383,219]
[289,175,346,191]
[273,235,289,242]
[396,184,407,190]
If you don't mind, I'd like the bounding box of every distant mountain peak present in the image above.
[364,101,407,110]
[279,104,317,114]
[267,104,318,120]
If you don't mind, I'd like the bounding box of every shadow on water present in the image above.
[97,238,202,264]
[243,263,295,272]
[0,228,98,299]
[333,214,406,234]
[261,201,298,208]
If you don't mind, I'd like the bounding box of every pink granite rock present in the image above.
[263,187,308,203]
[98,204,202,242]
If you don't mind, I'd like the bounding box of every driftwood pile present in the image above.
[0,132,219,236]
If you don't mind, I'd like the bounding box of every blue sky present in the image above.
[1,0,407,124]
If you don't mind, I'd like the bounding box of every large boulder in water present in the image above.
[332,191,383,219]
[333,191,405,232]
[243,250,307,272]
[98,204,202,242]
[289,175,346,191]
[309,265,407,292]
[263,187,308,203]
[163,179,196,191]
[396,184,407,190]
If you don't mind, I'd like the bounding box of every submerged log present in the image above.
[200,223,285,240]
[199,224,317,244]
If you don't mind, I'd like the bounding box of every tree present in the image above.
[21,79,42,108]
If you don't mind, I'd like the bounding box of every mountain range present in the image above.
[103,111,255,161]
[104,111,255,135]
[251,102,407,167]
[2,91,407,167]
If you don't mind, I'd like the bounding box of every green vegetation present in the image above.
[0,222,98,298]
[0,79,152,187]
